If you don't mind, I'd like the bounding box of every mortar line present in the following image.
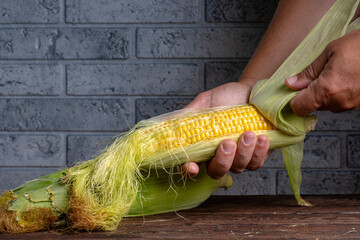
[59,0,65,24]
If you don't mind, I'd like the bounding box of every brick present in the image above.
[315,110,360,131]
[0,28,129,59]
[67,64,199,96]
[205,62,247,90]
[137,28,265,59]
[347,135,360,168]
[0,135,61,167]
[0,168,57,192]
[0,0,59,23]
[206,0,277,23]
[136,98,192,122]
[0,65,61,95]
[277,170,360,195]
[66,0,197,23]
[0,99,133,131]
[67,135,115,166]
[263,135,341,169]
[214,170,272,195]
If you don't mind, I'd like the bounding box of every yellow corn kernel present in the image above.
[145,104,276,152]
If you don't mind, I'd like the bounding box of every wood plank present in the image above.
[1,195,360,239]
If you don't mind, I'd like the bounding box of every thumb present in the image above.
[287,47,330,116]
[290,81,323,117]
[285,47,329,90]
[285,74,312,90]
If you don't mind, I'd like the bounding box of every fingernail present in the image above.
[188,170,197,179]
[243,133,255,146]
[257,136,265,146]
[222,142,235,154]
[286,75,298,85]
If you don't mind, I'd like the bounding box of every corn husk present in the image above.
[127,164,232,217]
[1,0,359,233]
[1,163,231,233]
[250,0,360,205]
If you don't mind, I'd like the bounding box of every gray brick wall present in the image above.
[0,0,359,197]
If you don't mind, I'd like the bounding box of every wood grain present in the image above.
[1,195,360,239]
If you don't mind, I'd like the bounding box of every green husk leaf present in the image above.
[12,170,65,196]
[8,194,52,212]
[281,142,311,207]
[250,0,360,135]
[127,164,232,217]
[48,182,69,212]
[9,170,67,212]
[250,0,360,205]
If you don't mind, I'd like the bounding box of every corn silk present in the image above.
[0,0,359,233]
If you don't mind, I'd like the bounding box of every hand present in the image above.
[182,82,271,179]
[286,29,360,117]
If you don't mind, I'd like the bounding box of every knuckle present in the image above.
[216,160,230,171]
[212,156,231,172]
[196,91,207,101]
[246,158,264,171]
[326,39,339,53]
[207,170,222,180]
[317,78,354,111]
[303,63,317,80]
[246,164,260,171]
[337,99,355,110]
[326,41,336,52]
[319,81,335,102]
[230,167,245,174]
[193,91,210,105]
[327,37,349,59]
[252,148,267,161]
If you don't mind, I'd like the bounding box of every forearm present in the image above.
[240,0,336,88]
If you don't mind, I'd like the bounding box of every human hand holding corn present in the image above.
[182,81,271,179]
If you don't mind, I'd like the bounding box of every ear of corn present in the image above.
[1,164,231,232]
[0,103,298,233]
[1,0,359,233]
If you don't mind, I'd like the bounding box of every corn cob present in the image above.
[133,104,305,169]
[141,104,274,155]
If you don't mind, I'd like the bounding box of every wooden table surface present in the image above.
[1,195,360,239]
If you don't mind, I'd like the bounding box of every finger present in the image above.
[246,135,270,171]
[285,74,312,90]
[230,131,256,173]
[207,139,237,179]
[181,162,199,178]
[286,46,329,90]
[290,79,323,117]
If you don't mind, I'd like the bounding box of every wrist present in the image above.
[238,76,262,89]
